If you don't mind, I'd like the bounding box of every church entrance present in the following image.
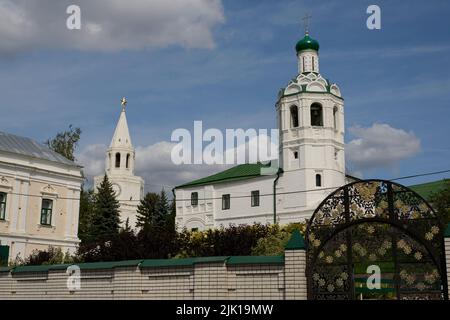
[305,180,448,300]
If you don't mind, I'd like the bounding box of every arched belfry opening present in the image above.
[333,106,338,130]
[290,105,299,128]
[310,103,323,127]
[115,153,121,168]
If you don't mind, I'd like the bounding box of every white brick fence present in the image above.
[1,227,449,300]
[0,231,307,300]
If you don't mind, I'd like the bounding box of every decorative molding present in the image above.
[0,176,12,189]
[41,184,58,197]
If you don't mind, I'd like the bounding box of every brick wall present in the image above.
[1,235,449,300]
[0,253,307,300]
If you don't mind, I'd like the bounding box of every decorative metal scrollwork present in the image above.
[306,180,446,300]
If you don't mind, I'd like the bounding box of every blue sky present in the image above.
[0,0,449,191]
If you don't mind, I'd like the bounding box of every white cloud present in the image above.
[0,0,225,54]
[76,143,107,180]
[76,141,229,192]
[76,131,278,193]
[346,123,421,170]
[135,141,229,191]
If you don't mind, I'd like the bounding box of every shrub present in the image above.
[20,222,307,265]
[251,223,306,256]
[176,224,272,258]
[23,246,75,266]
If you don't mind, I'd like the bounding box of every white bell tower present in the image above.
[275,31,346,222]
[94,98,144,229]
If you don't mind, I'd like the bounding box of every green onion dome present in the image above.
[295,34,319,53]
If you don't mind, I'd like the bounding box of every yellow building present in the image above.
[0,131,83,262]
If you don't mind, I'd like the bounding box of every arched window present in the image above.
[315,174,322,187]
[310,103,323,127]
[115,153,121,168]
[290,105,299,128]
[126,154,130,169]
[333,106,338,130]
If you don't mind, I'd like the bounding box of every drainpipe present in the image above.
[273,169,281,224]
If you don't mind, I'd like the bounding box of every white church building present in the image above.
[174,32,353,231]
[94,99,144,229]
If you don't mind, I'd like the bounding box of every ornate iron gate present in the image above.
[305,180,448,300]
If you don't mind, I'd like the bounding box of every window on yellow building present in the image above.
[0,192,6,220]
[40,199,53,226]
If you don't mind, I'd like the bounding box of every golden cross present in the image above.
[302,14,312,35]
[121,97,127,110]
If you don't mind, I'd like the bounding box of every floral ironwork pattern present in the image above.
[306,180,445,300]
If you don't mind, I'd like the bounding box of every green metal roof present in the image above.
[175,162,277,189]
[409,179,448,201]
[76,259,143,270]
[11,260,143,274]
[8,255,287,274]
[11,263,71,274]
[285,230,305,250]
[141,256,228,268]
[0,266,10,273]
[227,255,284,265]
[295,34,319,52]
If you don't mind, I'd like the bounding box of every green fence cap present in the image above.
[285,230,306,250]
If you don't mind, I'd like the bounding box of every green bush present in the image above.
[176,224,273,258]
[21,246,76,266]
[19,222,307,265]
[251,223,306,256]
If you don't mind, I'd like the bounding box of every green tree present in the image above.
[45,125,81,161]
[90,175,121,240]
[430,179,450,226]
[136,192,160,230]
[157,189,171,222]
[78,187,95,243]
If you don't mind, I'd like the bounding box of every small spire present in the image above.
[302,14,312,36]
[121,97,127,111]
[110,98,133,148]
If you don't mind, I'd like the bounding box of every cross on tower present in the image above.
[121,97,127,110]
[302,14,312,35]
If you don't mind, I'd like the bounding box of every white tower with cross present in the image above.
[174,25,348,230]
[275,23,346,222]
[94,98,145,229]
